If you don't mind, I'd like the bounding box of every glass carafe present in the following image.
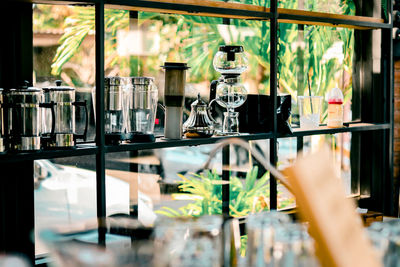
[6,83,55,151]
[213,76,247,134]
[126,77,158,142]
[104,77,127,144]
[43,80,88,148]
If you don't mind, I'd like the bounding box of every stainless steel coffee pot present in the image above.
[42,80,88,148]
[126,77,158,142]
[183,94,214,138]
[5,82,55,151]
[104,77,127,144]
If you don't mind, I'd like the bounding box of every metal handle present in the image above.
[73,100,88,141]
[39,101,56,138]
[207,98,218,124]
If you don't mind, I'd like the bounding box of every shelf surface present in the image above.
[105,132,274,152]
[19,0,389,29]
[0,123,389,160]
[0,145,98,163]
[288,122,390,137]
[105,122,389,153]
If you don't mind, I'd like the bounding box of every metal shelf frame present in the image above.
[0,0,395,265]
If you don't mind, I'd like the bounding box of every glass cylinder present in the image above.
[126,77,158,134]
[43,86,75,135]
[7,88,43,137]
[104,77,126,134]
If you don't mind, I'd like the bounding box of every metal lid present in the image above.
[218,45,244,53]
[105,76,124,86]
[224,76,241,84]
[191,93,207,108]
[129,77,155,85]
[43,80,75,92]
[13,81,41,93]
[161,62,190,70]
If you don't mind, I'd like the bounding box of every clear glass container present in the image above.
[43,82,75,135]
[213,45,248,75]
[126,77,158,134]
[104,77,126,135]
[154,216,223,267]
[7,88,43,137]
[215,77,247,110]
[214,76,248,135]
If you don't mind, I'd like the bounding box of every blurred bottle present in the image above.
[326,87,344,128]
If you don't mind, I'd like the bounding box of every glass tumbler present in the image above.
[154,216,223,267]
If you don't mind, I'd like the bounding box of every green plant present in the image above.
[156,166,294,218]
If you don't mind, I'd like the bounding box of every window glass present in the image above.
[34,156,97,256]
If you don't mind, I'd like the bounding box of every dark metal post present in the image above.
[269,0,278,210]
[0,2,34,264]
[222,145,230,217]
[382,0,395,215]
[95,0,106,244]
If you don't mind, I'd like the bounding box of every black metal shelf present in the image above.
[105,133,274,153]
[287,122,391,137]
[0,122,387,161]
[103,122,390,153]
[0,146,98,163]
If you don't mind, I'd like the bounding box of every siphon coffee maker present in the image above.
[209,45,248,135]
[104,77,128,145]
[161,62,189,140]
[5,81,55,151]
[126,77,158,143]
[42,80,88,148]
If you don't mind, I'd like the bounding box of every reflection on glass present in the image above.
[302,133,352,195]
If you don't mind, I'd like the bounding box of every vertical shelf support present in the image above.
[222,145,230,217]
[95,0,106,244]
[269,0,278,210]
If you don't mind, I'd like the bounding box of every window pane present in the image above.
[34,156,96,256]
[33,4,96,142]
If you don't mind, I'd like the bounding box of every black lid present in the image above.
[43,80,75,91]
[14,81,41,92]
[161,62,190,70]
[218,45,244,53]
[218,45,244,62]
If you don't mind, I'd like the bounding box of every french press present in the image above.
[42,81,88,148]
[126,77,158,143]
[5,81,55,151]
[104,77,127,144]
[209,45,248,135]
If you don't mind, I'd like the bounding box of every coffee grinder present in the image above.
[209,45,248,135]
